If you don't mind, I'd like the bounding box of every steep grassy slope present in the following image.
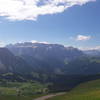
[47,79,100,100]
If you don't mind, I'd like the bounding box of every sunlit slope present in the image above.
[47,79,100,100]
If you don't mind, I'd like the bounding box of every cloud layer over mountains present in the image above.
[0,0,95,21]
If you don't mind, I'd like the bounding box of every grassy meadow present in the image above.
[1,79,100,100]
[0,81,48,100]
[47,79,100,100]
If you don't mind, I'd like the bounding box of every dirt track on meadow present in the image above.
[34,92,65,100]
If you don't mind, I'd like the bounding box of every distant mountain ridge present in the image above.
[6,42,84,74]
[84,50,100,56]
[6,42,84,61]
[0,42,99,76]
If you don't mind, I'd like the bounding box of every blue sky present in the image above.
[0,0,99,49]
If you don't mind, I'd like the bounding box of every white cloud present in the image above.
[31,40,38,43]
[31,40,49,44]
[0,41,5,47]
[81,46,100,50]
[93,46,100,50]
[76,35,91,41]
[0,0,96,21]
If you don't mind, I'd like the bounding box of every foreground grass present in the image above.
[47,79,100,100]
[0,81,48,100]
[0,94,47,100]
[0,81,48,95]
[0,95,32,100]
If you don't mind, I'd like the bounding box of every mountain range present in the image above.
[0,42,99,91]
[6,42,84,74]
[0,42,98,76]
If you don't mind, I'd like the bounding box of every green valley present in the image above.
[0,81,48,100]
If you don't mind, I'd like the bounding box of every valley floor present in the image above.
[1,79,100,100]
